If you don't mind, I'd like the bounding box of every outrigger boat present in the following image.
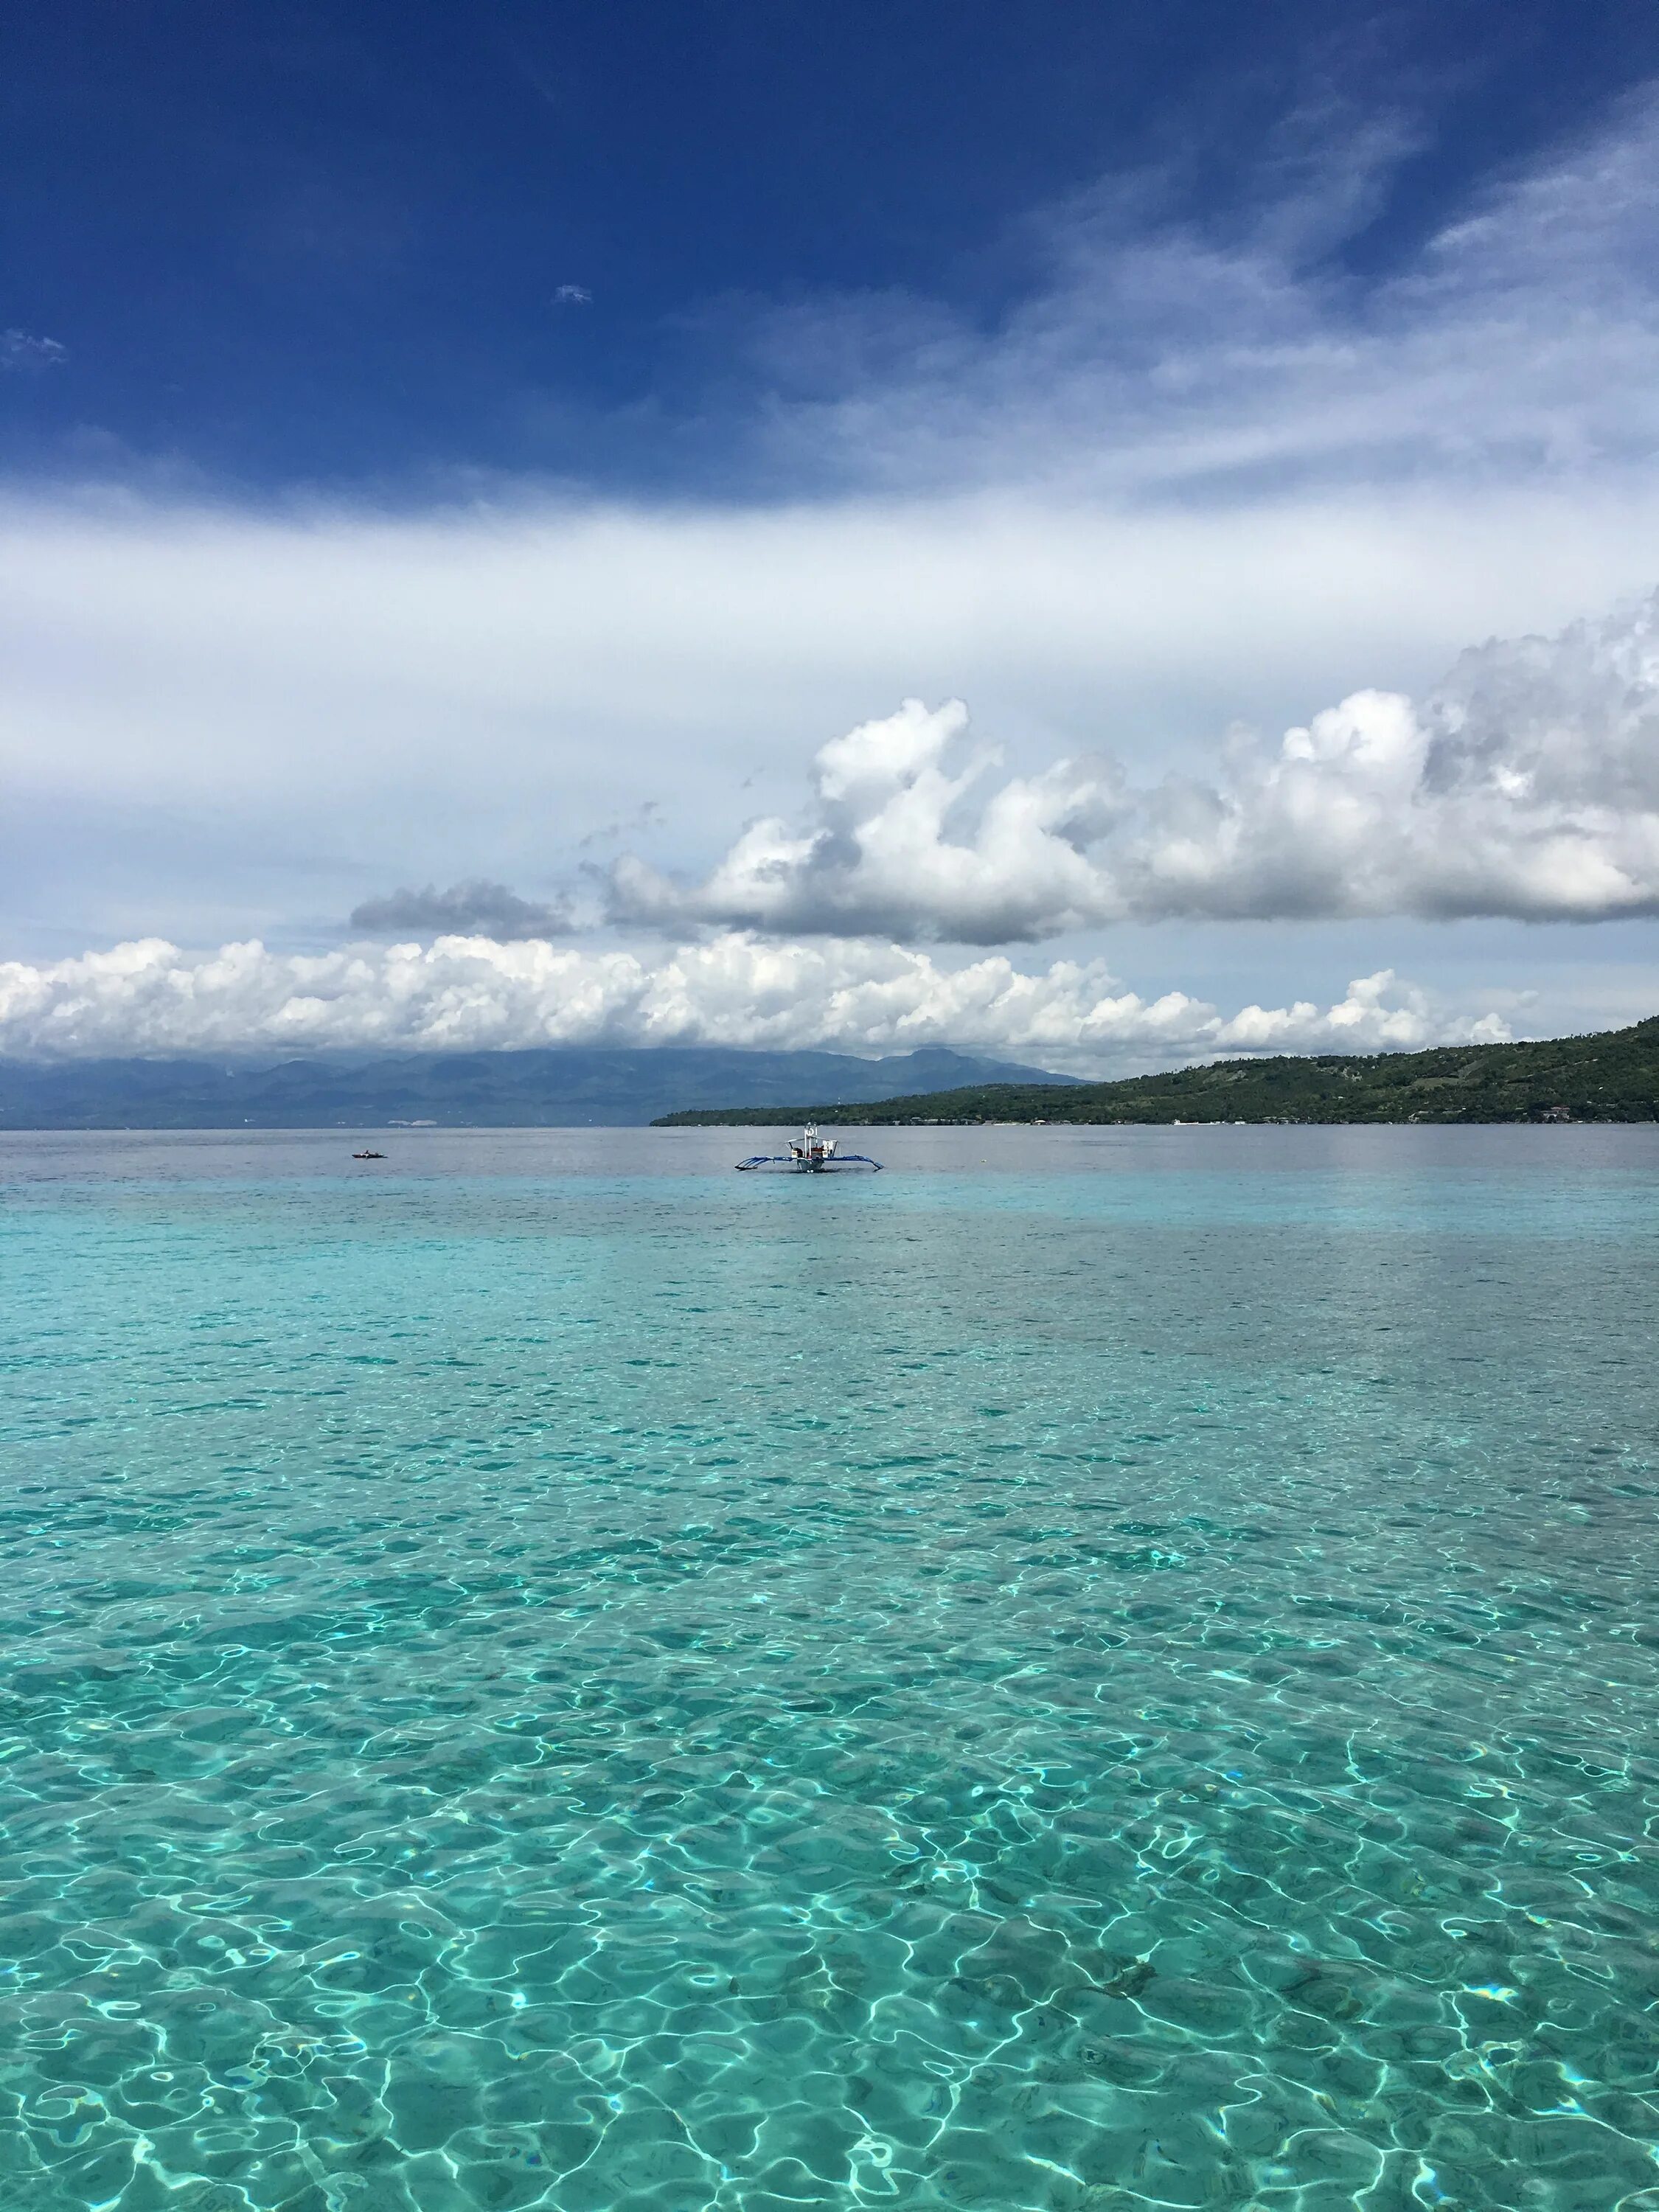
[736,1124,883,1174]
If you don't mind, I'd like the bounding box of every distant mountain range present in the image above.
[0,1046,1077,1130]
[654,1019,1659,1127]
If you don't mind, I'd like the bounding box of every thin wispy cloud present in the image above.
[552,284,593,306]
[577,800,664,850]
[751,87,1659,502]
[1,329,66,372]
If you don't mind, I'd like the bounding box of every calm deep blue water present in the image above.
[3,1124,1658,2212]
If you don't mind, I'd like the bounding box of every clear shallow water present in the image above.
[3,1124,1658,2212]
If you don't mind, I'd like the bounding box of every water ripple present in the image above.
[1,1127,1656,2211]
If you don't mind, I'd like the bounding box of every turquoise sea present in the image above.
[4,1125,1658,2212]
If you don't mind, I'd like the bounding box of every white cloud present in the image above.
[759,89,1659,500]
[611,592,1659,938]
[6,90,1659,992]
[0,931,1509,1069]
[609,698,1129,939]
[7,481,1659,958]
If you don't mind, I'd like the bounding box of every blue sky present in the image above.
[4,3,1659,1067]
[8,0,1658,490]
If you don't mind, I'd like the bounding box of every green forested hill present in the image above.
[654,1017,1659,1127]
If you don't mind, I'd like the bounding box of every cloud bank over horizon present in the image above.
[613,594,1659,939]
[5,581,1657,1067]
[0,932,1514,1071]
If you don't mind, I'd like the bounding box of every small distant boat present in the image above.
[737,1123,883,1174]
[352,1150,386,1160]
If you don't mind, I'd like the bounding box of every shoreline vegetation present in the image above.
[653,1017,1659,1127]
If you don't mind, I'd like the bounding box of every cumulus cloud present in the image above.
[610,700,1127,940]
[611,594,1659,939]
[349,879,571,939]
[24,484,1653,961]
[0,932,1509,1069]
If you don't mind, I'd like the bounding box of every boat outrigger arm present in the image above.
[736,1123,883,1172]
